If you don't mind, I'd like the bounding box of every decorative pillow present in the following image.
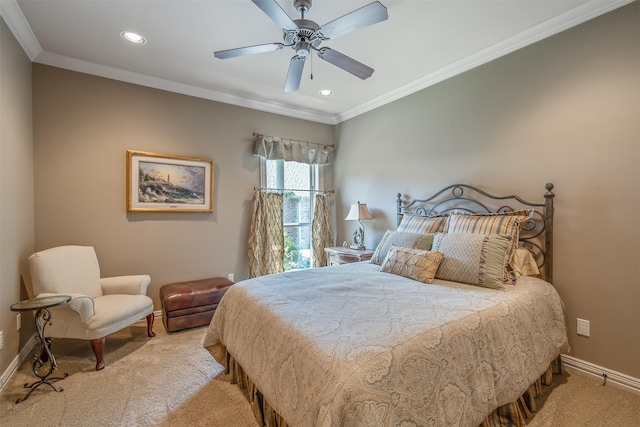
[443,210,533,256]
[431,233,514,289]
[397,213,448,234]
[379,245,444,284]
[510,248,540,277]
[370,231,435,265]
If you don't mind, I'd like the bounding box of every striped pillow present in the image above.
[397,213,448,234]
[443,210,533,255]
[432,233,514,289]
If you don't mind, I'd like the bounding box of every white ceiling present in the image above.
[1,0,631,124]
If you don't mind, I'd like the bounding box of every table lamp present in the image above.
[345,202,373,250]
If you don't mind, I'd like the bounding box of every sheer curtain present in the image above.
[248,189,284,278]
[312,193,333,268]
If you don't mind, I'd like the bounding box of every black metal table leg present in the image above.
[10,297,71,404]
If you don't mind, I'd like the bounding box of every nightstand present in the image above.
[324,247,374,266]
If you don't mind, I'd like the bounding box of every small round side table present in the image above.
[10,295,71,403]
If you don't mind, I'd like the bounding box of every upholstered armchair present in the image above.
[28,245,155,371]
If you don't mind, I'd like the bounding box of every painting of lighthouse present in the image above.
[127,150,213,212]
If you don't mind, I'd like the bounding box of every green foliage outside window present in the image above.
[284,233,299,271]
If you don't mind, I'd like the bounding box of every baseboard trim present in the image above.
[0,334,38,392]
[561,354,640,396]
[154,309,163,319]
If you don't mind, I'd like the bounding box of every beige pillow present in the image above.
[510,248,540,277]
[432,232,514,289]
[370,231,435,265]
[379,245,444,284]
[397,213,448,234]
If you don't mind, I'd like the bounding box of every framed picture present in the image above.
[127,150,213,213]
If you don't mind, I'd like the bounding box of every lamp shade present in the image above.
[345,202,373,221]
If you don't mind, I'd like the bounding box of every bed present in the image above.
[203,183,570,427]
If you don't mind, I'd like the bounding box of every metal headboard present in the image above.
[396,183,555,283]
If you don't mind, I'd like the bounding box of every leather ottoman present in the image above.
[160,277,233,332]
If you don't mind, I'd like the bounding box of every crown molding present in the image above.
[0,0,42,60]
[2,0,632,125]
[336,0,635,123]
[33,50,337,125]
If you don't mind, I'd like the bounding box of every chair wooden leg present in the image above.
[90,337,106,371]
[146,312,156,337]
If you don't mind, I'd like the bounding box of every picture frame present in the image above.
[127,150,213,213]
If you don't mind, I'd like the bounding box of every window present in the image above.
[262,159,320,271]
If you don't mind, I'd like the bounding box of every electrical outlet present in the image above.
[227,273,235,282]
[17,313,21,331]
[0,331,4,351]
[577,318,590,337]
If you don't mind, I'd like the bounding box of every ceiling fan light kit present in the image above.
[214,0,388,92]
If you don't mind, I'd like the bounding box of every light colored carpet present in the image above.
[0,321,259,427]
[1,321,638,426]
[525,369,640,427]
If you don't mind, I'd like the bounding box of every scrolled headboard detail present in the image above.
[397,183,555,283]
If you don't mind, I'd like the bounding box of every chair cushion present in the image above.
[87,295,154,332]
[46,294,153,340]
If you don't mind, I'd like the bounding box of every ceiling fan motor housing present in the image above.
[285,19,322,56]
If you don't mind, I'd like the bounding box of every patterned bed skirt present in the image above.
[223,350,563,427]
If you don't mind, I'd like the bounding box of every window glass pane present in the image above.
[265,159,282,189]
[284,222,311,270]
[265,159,314,271]
[283,161,310,194]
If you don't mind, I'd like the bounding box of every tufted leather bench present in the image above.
[160,277,233,333]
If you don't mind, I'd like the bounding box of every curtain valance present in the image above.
[253,134,334,165]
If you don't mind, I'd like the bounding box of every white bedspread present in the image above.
[204,262,569,427]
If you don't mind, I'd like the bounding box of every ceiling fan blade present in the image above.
[319,1,388,40]
[317,48,373,80]
[214,43,285,59]
[251,0,298,32]
[284,56,306,92]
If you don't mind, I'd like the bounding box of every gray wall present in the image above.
[335,3,639,378]
[31,65,334,309]
[0,17,35,376]
[1,2,638,384]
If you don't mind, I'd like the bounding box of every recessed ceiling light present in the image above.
[319,89,333,97]
[121,31,146,45]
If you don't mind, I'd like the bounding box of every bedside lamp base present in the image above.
[350,226,365,250]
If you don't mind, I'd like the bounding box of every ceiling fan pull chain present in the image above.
[310,53,314,80]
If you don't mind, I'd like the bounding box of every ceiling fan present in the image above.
[214,0,388,92]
